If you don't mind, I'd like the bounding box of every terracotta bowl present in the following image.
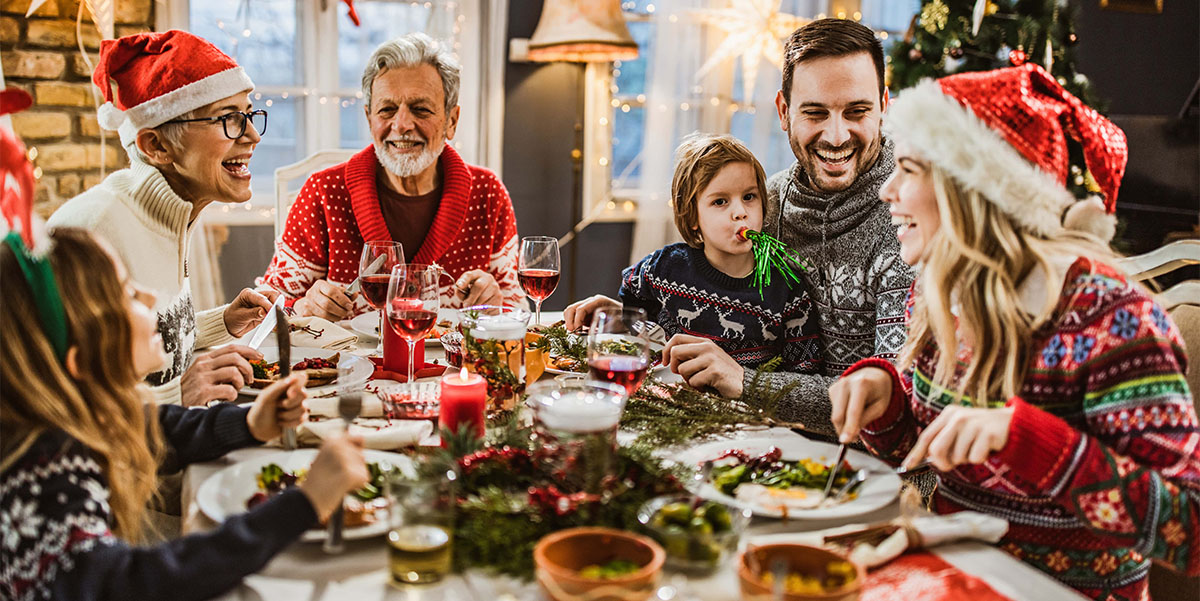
[533,527,666,601]
[738,543,865,601]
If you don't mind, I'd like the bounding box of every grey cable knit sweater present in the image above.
[752,138,915,436]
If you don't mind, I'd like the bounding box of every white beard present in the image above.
[374,138,445,178]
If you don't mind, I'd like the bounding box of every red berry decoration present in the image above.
[1009,49,1027,66]
[909,48,923,61]
[949,47,964,59]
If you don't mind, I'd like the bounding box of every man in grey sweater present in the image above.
[660,19,913,438]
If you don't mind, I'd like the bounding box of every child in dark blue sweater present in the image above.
[567,133,821,383]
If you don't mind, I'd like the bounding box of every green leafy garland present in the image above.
[460,327,521,399]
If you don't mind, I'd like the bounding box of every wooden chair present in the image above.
[273,150,359,239]
[1121,238,1200,601]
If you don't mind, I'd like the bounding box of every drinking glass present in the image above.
[386,455,457,585]
[457,305,530,411]
[587,307,651,397]
[360,241,404,347]
[527,379,627,493]
[518,236,560,326]
[386,264,441,399]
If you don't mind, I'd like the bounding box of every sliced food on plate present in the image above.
[245,461,389,527]
[708,446,856,512]
[249,354,340,388]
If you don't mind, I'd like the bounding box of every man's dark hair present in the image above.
[780,19,885,105]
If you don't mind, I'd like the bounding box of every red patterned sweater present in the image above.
[257,145,524,314]
[847,258,1199,601]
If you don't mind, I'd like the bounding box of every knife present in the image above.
[246,295,286,350]
[345,253,388,296]
[275,305,297,450]
[821,443,849,502]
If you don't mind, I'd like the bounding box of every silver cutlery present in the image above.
[345,253,387,296]
[894,460,934,476]
[275,306,297,451]
[830,468,869,504]
[246,295,285,350]
[323,391,363,554]
[821,443,849,502]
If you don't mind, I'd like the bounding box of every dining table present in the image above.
[183,310,1090,601]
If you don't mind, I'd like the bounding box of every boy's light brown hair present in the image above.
[671,132,768,248]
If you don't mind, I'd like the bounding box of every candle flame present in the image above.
[460,367,469,380]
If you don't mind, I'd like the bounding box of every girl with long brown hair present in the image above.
[1,227,369,601]
[829,64,1199,600]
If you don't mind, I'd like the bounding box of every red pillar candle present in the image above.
[439,367,487,443]
[382,311,425,372]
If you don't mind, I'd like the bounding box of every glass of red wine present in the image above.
[386,263,441,399]
[360,241,405,342]
[518,236,560,326]
[587,307,650,397]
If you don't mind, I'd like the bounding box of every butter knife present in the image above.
[822,443,849,502]
[275,305,297,450]
[345,253,388,296]
[246,295,286,350]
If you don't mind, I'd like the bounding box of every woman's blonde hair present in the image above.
[671,133,768,248]
[0,228,162,541]
[899,167,1114,406]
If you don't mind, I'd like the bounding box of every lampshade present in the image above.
[527,0,639,63]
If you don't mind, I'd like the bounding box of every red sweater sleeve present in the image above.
[842,357,918,466]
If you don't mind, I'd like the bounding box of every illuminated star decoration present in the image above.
[690,0,809,101]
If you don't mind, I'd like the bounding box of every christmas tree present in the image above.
[888,0,1105,199]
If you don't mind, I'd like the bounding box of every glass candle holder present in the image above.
[457,305,530,411]
[526,379,627,494]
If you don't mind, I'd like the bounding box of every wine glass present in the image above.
[587,307,650,397]
[518,236,560,326]
[360,241,404,337]
[386,263,441,398]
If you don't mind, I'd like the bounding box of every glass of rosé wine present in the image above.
[518,236,560,326]
[587,307,650,397]
[386,263,440,398]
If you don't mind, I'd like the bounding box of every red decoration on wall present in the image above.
[342,0,360,26]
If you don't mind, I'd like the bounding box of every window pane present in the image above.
[340,102,372,149]
[249,96,304,190]
[189,0,300,87]
[338,1,460,91]
[613,20,653,98]
[612,106,645,187]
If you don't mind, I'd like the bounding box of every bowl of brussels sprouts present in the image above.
[637,494,752,574]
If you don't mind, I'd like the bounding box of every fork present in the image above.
[323,391,363,554]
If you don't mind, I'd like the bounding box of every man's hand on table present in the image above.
[246,373,309,442]
[563,295,622,330]
[455,269,502,307]
[224,287,280,336]
[181,344,262,407]
[295,279,357,321]
[299,433,370,521]
[662,334,744,397]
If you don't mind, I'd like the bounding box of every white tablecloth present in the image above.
[189,312,1088,601]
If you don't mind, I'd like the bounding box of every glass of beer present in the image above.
[458,305,530,411]
[386,455,457,585]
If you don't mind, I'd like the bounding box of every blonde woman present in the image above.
[1,228,368,601]
[830,64,1198,600]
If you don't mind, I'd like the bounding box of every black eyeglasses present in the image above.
[164,109,267,140]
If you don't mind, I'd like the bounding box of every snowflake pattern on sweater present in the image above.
[257,145,524,314]
[619,243,822,371]
[851,258,1200,601]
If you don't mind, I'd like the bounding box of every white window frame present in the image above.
[160,0,507,221]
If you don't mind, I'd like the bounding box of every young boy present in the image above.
[578,133,822,372]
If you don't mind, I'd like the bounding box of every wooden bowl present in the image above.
[534,527,665,601]
[738,543,865,601]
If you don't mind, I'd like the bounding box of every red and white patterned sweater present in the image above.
[257,145,524,314]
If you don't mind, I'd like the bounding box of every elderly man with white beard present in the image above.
[258,33,524,319]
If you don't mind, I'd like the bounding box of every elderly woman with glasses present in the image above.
[48,30,278,408]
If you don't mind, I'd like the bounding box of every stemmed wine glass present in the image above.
[518,236,560,327]
[386,264,441,399]
[359,241,405,333]
[587,307,650,397]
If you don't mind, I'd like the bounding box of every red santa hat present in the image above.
[884,63,1127,241]
[93,30,254,148]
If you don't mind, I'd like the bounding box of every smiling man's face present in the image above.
[775,52,885,192]
[367,63,459,181]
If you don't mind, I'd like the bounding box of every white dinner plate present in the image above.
[348,310,451,346]
[240,347,373,397]
[671,437,901,520]
[543,338,665,376]
[196,449,410,543]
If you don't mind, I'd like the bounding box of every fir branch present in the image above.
[621,374,803,446]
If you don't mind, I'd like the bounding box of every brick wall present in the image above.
[1,0,154,218]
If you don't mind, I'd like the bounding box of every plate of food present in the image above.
[348,311,453,346]
[671,437,901,519]
[532,324,665,376]
[196,449,409,542]
[242,347,373,397]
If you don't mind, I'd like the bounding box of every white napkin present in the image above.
[307,394,386,418]
[289,316,358,350]
[848,512,1009,567]
[298,418,432,450]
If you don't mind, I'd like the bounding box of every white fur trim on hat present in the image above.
[98,66,253,145]
[1063,196,1116,242]
[883,79,1074,238]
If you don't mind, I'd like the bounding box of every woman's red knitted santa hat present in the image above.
[884,63,1127,241]
[93,30,254,147]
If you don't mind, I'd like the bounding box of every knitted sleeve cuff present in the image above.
[842,357,907,432]
[993,397,1083,489]
[149,378,182,406]
[195,305,234,348]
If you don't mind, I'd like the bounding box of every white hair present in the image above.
[361,32,460,113]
